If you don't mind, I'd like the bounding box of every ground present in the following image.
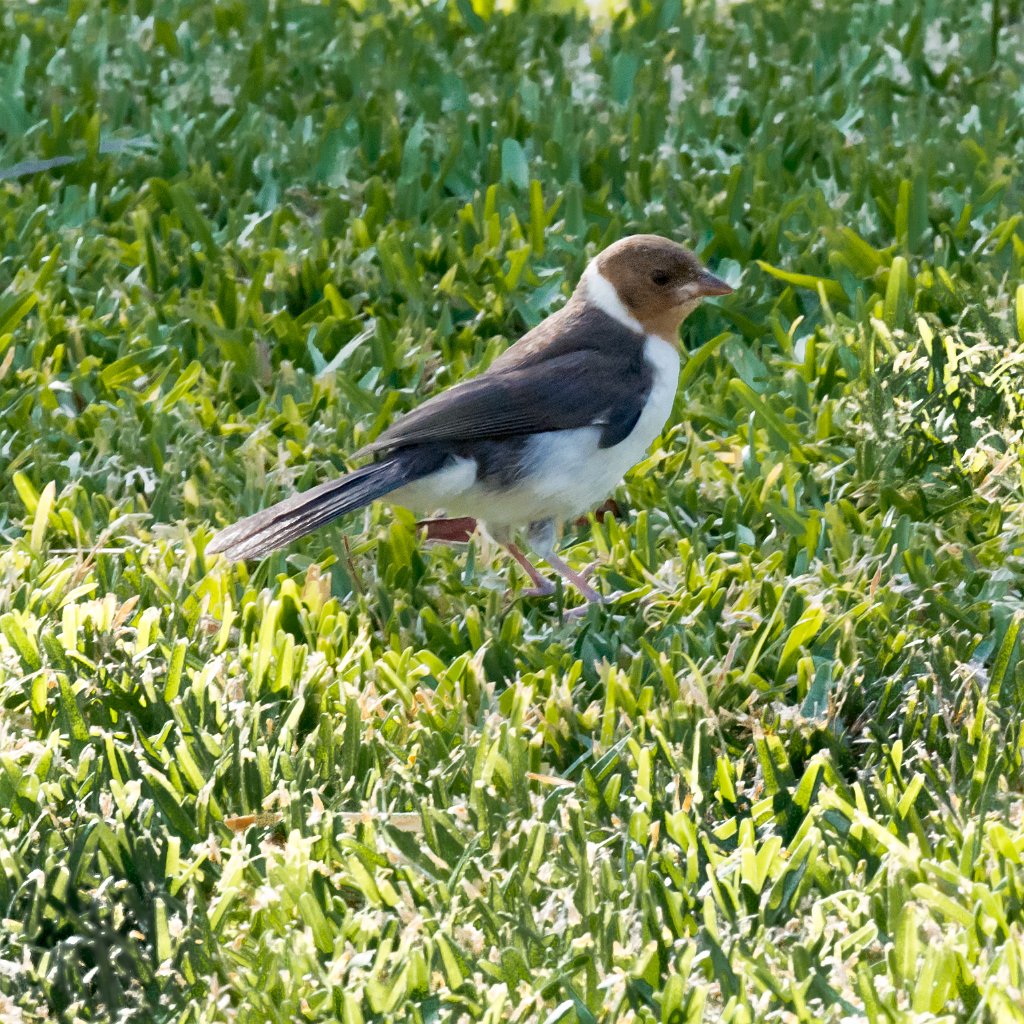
[1,0,1024,1021]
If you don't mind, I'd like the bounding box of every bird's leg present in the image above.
[504,542,556,597]
[526,519,619,613]
[544,551,603,604]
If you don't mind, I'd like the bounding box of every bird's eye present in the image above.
[651,271,672,286]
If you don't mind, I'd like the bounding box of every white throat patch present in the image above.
[581,261,644,334]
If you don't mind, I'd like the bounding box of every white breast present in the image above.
[595,334,680,486]
[532,334,679,518]
[397,335,680,531]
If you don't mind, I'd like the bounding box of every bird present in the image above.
[206,234,733,610]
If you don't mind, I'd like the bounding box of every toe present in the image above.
[562,590,626,619]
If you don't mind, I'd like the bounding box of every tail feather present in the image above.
[207,458,413,561]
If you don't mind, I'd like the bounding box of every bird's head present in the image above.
[581,234,733,342]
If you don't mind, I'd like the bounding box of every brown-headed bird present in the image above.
[207,235,733,609]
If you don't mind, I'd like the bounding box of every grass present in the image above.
[1,0,1024,1019]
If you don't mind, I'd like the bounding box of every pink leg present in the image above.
[505,542,555,596]
[543,549,604,604]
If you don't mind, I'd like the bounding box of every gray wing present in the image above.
[354,349,650,457]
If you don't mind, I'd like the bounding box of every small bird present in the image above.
[207,235,733,608]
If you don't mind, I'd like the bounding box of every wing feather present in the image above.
[354,349,648,456]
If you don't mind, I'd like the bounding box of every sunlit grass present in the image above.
[1,0,1024,1020]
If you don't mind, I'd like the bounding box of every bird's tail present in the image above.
[207,457,417,561]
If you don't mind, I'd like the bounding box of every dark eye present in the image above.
[651,271,672,286]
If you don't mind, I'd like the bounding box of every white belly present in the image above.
[392,336,680,530]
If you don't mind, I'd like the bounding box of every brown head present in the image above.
[580,234,733,343]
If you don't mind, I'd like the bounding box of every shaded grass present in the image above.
[1,0,1024,1020]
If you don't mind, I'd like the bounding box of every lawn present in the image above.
[2,0,1024,1020]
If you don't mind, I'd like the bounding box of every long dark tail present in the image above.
[207,457,419,561]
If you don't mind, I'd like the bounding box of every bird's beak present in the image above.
[695,270,734,297]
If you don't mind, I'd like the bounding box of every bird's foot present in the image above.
[561,590,626,619]
[540,550,603,604]
[505,542,557,598]
[504,540,623,614]
[518,581,557,598]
